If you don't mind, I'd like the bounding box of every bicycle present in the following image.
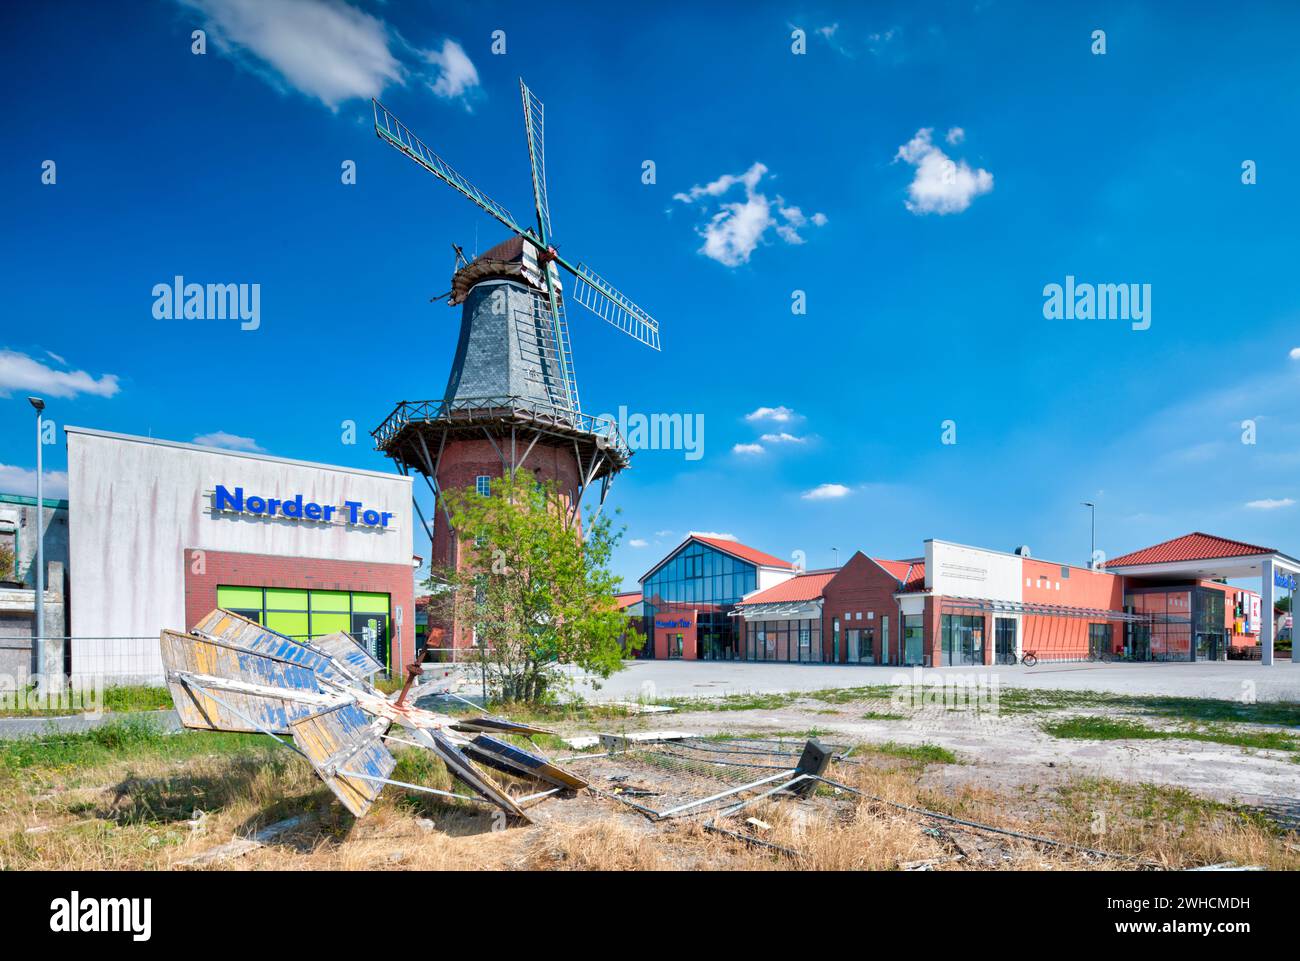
[1086,649,1117,663]
[1019,650,1038,667]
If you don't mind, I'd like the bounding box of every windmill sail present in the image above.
[373,99,523,236]
[570,262,661,351]
[521,79,552,244]
[161,610,589,826]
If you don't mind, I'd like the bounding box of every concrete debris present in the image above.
[177,815,306,867]
[605,701,676,715]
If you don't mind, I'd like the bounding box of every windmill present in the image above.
[369,79,661,657]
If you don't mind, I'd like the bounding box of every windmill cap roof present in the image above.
[450,235,545,304]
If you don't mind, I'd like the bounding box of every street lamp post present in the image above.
[1081,501,1096,568]
[28,396,45,682]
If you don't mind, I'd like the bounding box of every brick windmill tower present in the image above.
[370,80,661,652]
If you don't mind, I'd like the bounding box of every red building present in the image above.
[638,533,1270,666]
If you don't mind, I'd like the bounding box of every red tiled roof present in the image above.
[737,571,836,606]
[614,592,642,609]
[639,534,796,583]
[692,536,795,570]
[871,557,927,593]
[1107,532,1277,568]
[872,558,911,581]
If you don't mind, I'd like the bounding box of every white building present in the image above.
[65,427,416,685]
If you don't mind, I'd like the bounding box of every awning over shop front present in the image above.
[940,597,1149,623]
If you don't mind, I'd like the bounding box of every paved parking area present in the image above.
[571,658,1300,703]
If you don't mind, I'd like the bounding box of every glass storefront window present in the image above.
[940,614,984,666]
[745,617,822,663]
[642,540,760,660]
[903,615,924,665]
[216,585,392,668]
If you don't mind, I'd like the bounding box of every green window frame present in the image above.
[215,586,391,641]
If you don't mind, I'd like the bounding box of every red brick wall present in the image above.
[652,610,699,659]
[183,548,416,673]
[429,437,583,650]
[821,553,906,664]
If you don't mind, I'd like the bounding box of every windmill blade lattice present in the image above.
[160,609,588,825]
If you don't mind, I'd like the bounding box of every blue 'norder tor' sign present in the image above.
[213,485,393,528]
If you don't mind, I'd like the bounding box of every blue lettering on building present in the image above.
[1276,571,1297,591]
[654,618,692,629]
[212,485,393,528]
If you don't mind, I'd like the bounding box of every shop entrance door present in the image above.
[847,629,861,662]
[1195,632,1224,661]
[994,618,1017,665]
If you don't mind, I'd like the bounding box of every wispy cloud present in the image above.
[1245,498,1294,510]
[894,127,993,215]
[628,537,650,548]
[0,349,120,399]
[193,431,264,452]
[802,483,851,501]
[690,530,737,541]
[424,38,480,106]
[732,443,765,455]
[745,405,796,423]
[177,0,403,109]
[0,464,69,498]
[674,163,826,266]
[760,432,806,445]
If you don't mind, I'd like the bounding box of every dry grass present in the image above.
[3,728,1297,872]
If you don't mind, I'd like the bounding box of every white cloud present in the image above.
[0,464,68,498]
[193,431,264,452]
[1289,347,1300,360]
[760,432,806,445]
[690,530,737,541]
[425,38,479,103]
[0,349,120,399]
[654,529,674,537]
[1245,498,1295,510]
[674,163,826,266]
[177,0,403,109]
[894,127,993,215]
[745,405,796,423]
[628,538,649,548]
[802,483,851,501]
[733,443,766,455]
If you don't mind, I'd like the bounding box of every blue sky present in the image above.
[3,0,1300,590]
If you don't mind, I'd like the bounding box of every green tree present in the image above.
[427,469,639,704]
[0,545,13,582]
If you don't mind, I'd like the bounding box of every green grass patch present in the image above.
[0,718,268,775]
[865,741,958,764]
[661,691,801,712]
[1042,715,1300,752]
[993,687,1300,727]
[1056,777,1275,832]
[861,711,906,721]
[0,684,174,718]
